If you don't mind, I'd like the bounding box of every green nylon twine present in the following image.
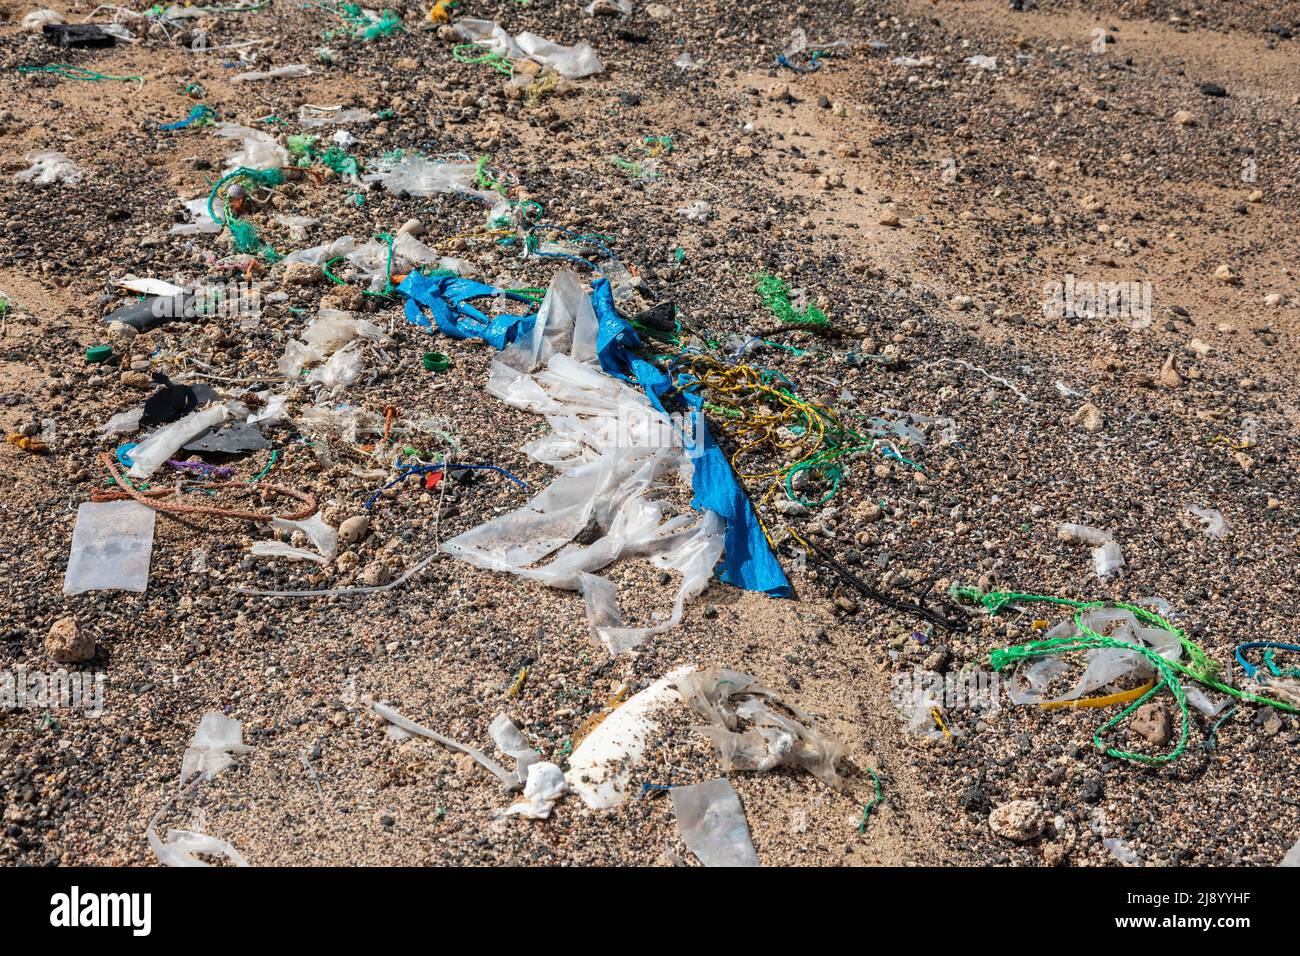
[958,589,1299,765]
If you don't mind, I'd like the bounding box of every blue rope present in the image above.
[1235,642,1300,680]
[160,105,215,131]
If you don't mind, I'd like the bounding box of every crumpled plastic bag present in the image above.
[443,270,725,655]
[1057,522,1125,581]
[672,668,846,789]
[454,18,604,79]
[213,122,288,170]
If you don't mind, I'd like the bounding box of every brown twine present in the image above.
[93,451,317,523]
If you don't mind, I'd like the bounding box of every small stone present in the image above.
[283,262,323,286]
[338,515,370,546]
[1172,109,1195,126]
[47,616,93,663]
[1247,189,1263,203]
[1131,702,1171,746]
[1213,263,1240,285]
[1157,352,1182,389]
[121,371,152,390]
[1070,402,1104,433]
[950,295,973,312]
[989,800,1045,841]
[1264,293,1282,307]
[858,503,884,523]
[362,563,391,587]
[879,210,900,227]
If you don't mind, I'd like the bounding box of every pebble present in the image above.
[1131,702,1171,746]
[989,800,1045,841]
[47,616,93,664]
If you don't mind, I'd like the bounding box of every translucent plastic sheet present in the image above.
[1186,505,1230,540]
[181,712,253,782]
[149,713,252,867]
[16,150,81,186]
[63,501,156,595]
[454,18,604,79]
[361,155,497,201]
[443,271,725,654]
[670,778,759,867]
[1057,522,1125,581]
[489,714,539,787]
[213,122,288,170]
[672,668,846,789]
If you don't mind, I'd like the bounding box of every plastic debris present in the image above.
[674,668,846,789]
[489,714,539,787]
[453,18,604,79]
[1185,505,1230,540]
[63,501,156,595]
[181,712,253,782]
[1282,837,1300,867]
[440,271,727,654]
[566,665,696,808]
[677,200,713,222]
[371,701,520,791]
[232,64,313,82]
[127,404,232,479]
[502,761,568,819]
[670,778,759,867]
[148,712,252,867]
[16,150,81,186]
[1057,522,1125,581]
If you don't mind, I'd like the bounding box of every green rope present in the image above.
[452,42,512,75]
[18,64,142,87]
[858,768,883,832]
[961,589,1299,765]
[206,167,285,261]
[248,450,278,482]
[755,272,829,326]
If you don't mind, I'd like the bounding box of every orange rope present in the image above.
[93,452,316,523]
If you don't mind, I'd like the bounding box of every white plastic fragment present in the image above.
[127,403,232,479]
[116,275,187,297]
[1185,505,1230,540]
[677,200,713,222]
[170,197,223,235]
[490,714,539,787]
[1282,837,1300,867]
[566,665,697,808]
[966,54,998,70]
[63,501,156,595]
[445,270,725,655]
[232,64,313,82]
[670,778,759,867]
[149,712,252,867]
[181,712,253,782]
[1057,523,1125,581]
[213,122,288,170]
[371,701,520,790]
[453,18,604,79]
[1104,838,1142,866]
[674,668,846,789]
[148,828,249,868]
[99,407,143,436]
[502,761,568,819]
[16,150,81,186]
[21,9,64,30]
